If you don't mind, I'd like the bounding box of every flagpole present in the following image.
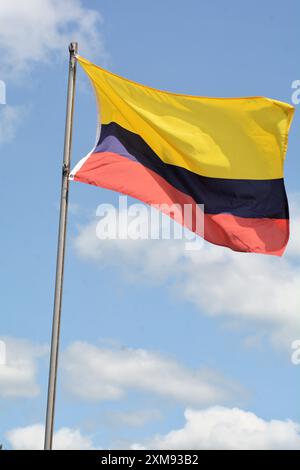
[44,42,78,450]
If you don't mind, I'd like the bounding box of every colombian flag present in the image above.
[70,56,294,255]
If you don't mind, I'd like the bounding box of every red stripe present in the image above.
[73,152,289,256]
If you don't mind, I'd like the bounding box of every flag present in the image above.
[70,56,294,255]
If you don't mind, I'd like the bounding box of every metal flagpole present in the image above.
[44,42,78,450]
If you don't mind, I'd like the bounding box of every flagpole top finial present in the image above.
[69,42,78,54]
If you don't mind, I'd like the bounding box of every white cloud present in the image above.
[0,105,25,144]
[7,407,300,450]
[105,409,162,428]
[0,0,106,76]
[62,341,239,405]
[74,197,300,348]
[133,406,300,450]
[0,337,47,398]
[6,423,95,450]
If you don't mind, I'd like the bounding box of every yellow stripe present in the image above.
[78,55,294,180]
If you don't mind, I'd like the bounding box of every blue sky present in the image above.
[0,0,300,450]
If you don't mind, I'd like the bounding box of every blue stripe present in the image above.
[93,122,289,219]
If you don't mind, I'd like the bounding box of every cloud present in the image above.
[105,409,162,428]
[6,424,95,450]
[0,337,48,398]
[7,407,300,450]
[133,406,300,450]
[62,341,240,405]
[0,0,106,76]
[73,197,300,348]
[0,105,25,145]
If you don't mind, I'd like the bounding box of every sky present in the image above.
[0,0,300,450]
